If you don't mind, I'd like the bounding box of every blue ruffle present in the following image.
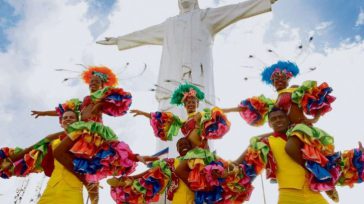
[306,87,333,113]
[305,161,332,182]
[144,177,162,197]
[204,115,228,135]
[242,162,257,181]
[353,149,363,183]
[73,147,115,174]
[106,93,132,101]
[0,150,6,159]
[194,186,223,204]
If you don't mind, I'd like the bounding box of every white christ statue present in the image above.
[97,0,277,157]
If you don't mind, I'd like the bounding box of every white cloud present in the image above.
[1,1,364,203]
[355,8,364,26]
[315,21,333,31]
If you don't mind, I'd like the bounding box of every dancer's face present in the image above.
[177,138,192,156]
[89,75,104,93]
[61,111,78,130]
[268,110,290,133]
[272,72,289,91]
[184,96,198,114]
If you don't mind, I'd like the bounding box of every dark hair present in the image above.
[267,107,286,118]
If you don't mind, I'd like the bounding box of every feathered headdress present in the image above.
[170,83,205,106]
[261,61,300,85]
[55,98,82,123]
[81,66,118,87]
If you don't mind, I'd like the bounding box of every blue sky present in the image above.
[1,0,364,52]
[0,0,21,52]
[267,0,364,47]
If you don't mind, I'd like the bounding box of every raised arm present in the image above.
[96,22,164,51]
[221,106,245,113]
[204,0,274,34]
[130,109,151,119]
[31,110,58,118]
[9,131,64,162]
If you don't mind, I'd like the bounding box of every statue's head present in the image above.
[178,0,199,13]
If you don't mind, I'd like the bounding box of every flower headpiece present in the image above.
[55,98,82,123]
[261,61,300,85]
[170,83,205,106]
[82,66,118,87]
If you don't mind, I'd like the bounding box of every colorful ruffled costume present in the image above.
[287,124,364,191]
[110,158,178,204]
[0,139,54,179]
[66,121,138,182]
[150,107,230,143]
[238,80,335,127]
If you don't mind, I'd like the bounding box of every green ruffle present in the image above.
[67,121,118,140]
[286,124,334,146]
[167,115,183,140]
[181,148,216,164]
[291,80,316,107]
[133,180,147,194]
[249,136,270,163]
[198,108,212,135]
[151,160,172,178]
[90,86,111,102]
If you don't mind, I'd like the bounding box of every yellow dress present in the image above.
[172,158,195,204]
[38,138,83,204]
[269,136,328,204]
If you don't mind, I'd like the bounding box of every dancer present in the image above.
[239,61,335,127]
[232,107,364,204]
[0,99,95,203]
[130,82,232,149]
[108,137,195,204]
[31,66,132,123]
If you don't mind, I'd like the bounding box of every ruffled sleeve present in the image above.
[243,136,277,180]
[338,148,364,187]
[291,80,336,117]
[287,124,339,191]
[91,86,132,117]
[150,112,182,141]
[199,107,231,140]
[1,139,53,179]
[238,95,275,127]
[110,158,176,204]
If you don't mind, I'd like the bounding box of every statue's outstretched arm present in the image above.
[204,0,275,34]
[96,22,165,51]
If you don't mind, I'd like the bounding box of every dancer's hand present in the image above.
[359,141,364,152]
[107,177,133,187]
[31,110,46,118]
[325,188,339,203]
[96,37,118,45]
[130,109,150,118]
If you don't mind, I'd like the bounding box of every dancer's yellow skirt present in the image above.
[38,139,84,204]
[278,184,328,204]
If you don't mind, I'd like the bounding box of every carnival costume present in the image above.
[109,83,255,204]
[236,61,363,201]
[0,67,137,182]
